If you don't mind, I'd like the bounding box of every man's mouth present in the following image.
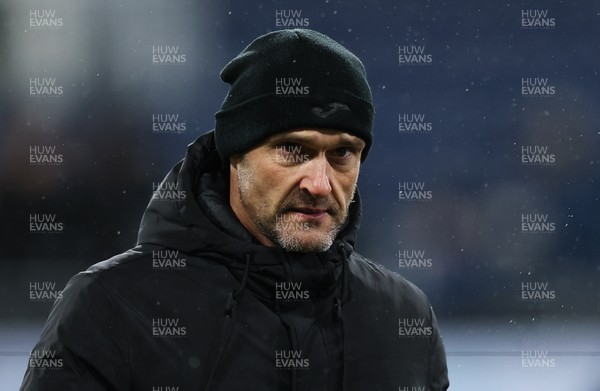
[288,207,329,218]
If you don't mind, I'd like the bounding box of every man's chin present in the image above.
[275,230,335,253]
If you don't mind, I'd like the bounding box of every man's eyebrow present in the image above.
[268,133,365,148]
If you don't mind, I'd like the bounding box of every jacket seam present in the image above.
[427,304,435,388]
[84,273,134,389]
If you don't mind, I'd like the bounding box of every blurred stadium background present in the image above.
[1,0,599,389]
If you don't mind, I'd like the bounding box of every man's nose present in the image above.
[298,156,332,198]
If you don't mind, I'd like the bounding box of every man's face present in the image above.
[229,128,365,252]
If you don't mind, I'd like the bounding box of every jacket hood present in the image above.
[136,130,363,302]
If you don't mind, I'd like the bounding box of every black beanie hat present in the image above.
[214,29,374,161]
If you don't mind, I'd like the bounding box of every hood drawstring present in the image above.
[277,252,300,391]
[225,252,252,316]
[334,242,349,320]
[204,252,252,391]
[334,242,349,391]
[278,314,300,391]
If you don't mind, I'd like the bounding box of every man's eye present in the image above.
[276,143,302,154]
[333,147,352,158]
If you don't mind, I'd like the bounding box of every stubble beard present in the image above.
[236,162,353,252]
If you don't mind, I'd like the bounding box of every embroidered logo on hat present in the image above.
[311,102,350,118]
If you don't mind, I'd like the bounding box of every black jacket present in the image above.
[21,131,449,391]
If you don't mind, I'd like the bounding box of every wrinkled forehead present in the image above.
[263,128,367,149]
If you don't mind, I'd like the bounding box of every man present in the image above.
[21,29,449,390]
